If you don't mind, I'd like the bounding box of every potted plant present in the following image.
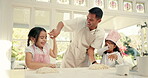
[11,46,25,69]
[11,46,17,69]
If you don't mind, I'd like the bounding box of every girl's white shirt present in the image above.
[98,47,124,67]
[25,43,51,58]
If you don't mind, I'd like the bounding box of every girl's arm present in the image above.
[98,43,110,55]
[116,53,124,64]
[49,38,57,58]
[97,46,109,55]
[25,52,56,69]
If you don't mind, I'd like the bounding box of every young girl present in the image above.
[97,30,124,67]
[25,27,57,69]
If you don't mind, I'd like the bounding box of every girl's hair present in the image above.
[104,40,122,56]
[27,27,46,46]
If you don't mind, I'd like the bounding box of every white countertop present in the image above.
[5,68,148,78]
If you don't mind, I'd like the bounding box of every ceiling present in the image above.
[99,14,147,32]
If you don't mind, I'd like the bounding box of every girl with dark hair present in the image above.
[25,27,57,69]
[97,30,124,67]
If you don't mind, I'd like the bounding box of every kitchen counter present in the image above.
[5,68,148,78]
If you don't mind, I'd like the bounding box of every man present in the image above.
[49,7,105,68]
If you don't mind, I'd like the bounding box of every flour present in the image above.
[89,64,109,70]
[36,67,58,74]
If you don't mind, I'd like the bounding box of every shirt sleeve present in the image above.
[25,46,34,55]
[62,17,86,32]
[116,52,124,64]
[97,46,109,55]
[91,27,105,49]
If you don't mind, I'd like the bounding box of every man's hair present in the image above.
[88,7,103,19]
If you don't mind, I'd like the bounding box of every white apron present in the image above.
[61,27,96,68]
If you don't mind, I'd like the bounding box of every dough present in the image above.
[89,64,109,70]
[36,67,58,74]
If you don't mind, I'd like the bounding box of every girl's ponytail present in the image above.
[27,38,30,46]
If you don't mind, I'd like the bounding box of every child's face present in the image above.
[36,31,47,49]
[105,40,116,53]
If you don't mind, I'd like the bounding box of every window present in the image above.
[94,0,104,8]
[12,7,30,61]
[74,0,86,6]
[35,10,50,30]
[57,0,69,4]
[55,10,71,24]
[136,2,145,13]
[12,28,29,61]
[36,0,50,2]
[55,10,71,61]
[56,31,71,54]
[14,0,31,1]
[13,7,30,27]
[108,0,118,10]
[124,1,132,12]
[73,12,86,18]
[137,23,148,53]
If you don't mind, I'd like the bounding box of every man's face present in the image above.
[86,13,101,30]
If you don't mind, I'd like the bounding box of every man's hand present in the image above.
[48,29,60,39]
[48,21,64,39]
[106,43,112,50]
[92,61,98,64]
[87,47,96,63]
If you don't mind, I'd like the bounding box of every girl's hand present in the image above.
[48,64,56,68]
[106,43,110,49]
[106,42,115,51]
[48,29,60,39]
[108,54,118,61]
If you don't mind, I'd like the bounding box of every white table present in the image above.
[5,68,148,78]
[25,68,148,78]
[0,69,25,78]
